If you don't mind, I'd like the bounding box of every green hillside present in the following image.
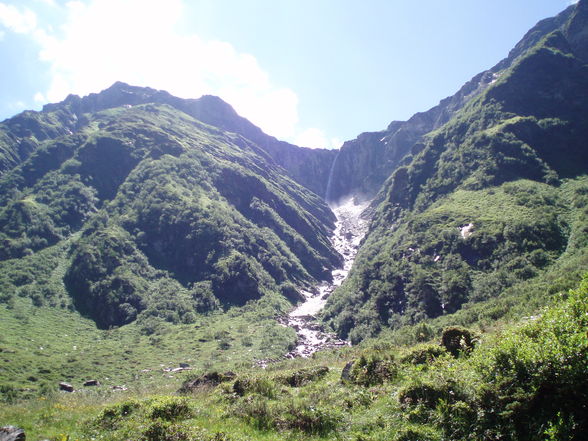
[323,13,588,342]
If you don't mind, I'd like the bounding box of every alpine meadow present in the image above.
[1,2,588,441]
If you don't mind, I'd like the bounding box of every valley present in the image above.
[1,1,588,440]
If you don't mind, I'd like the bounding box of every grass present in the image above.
[0,295,296,400]
[1,274,586,441]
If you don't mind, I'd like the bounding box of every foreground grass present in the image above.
[0,295,296,399]
[2,276,586,441]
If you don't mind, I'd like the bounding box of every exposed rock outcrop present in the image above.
[0,426,25,441]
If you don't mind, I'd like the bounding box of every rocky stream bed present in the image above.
[262,198,371,364]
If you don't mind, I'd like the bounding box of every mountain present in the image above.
[1,1,587,340]
[323,0,588,342]
[1,1,587,339]
[1,3,588,440]
[325,2,580,204]
[0,90,343,329]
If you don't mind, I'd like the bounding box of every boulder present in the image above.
[341,361,354,383]
[0,426,25,441]
[59,382,74,392]
[83,379,100,387]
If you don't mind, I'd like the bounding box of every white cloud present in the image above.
[23,0,302,139]
[33,91,46,103]
[295,127,342,150]
[0,2,37,33]
[35,0,57,6]
[1,0,340,147]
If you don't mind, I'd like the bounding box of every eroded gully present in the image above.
[273,197,371,361]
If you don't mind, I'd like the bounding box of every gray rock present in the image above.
[341,361,354,383]
[0,426,25,441]
[59,382,74,392]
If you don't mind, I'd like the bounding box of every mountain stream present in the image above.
[272,198,371,361]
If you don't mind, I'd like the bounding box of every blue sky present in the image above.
[0,0,576,148]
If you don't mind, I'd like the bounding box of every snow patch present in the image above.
[460,223,474,239]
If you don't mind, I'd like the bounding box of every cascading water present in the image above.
[261,197,371,363]
[324,151,340,203]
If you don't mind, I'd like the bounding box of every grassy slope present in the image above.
[0,103,339,408]
[1,275,585,441]
[0,295,296,398]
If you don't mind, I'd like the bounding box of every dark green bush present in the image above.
[149,397,192,421]
[401,344,447,365]
[348,355,397,386]
[277,366,329,387]
[232,376,277,398]
[278,400,342,436]
[440,326,475,357]
[178,371,236,394]
[398,382,464,410]
[142,420,192,441]
[395,427,440,441]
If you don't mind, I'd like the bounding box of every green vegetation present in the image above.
[1,275,585,441]
[0,102,339,330]
[0,294,296,401]
[1,4,588,440]
[324,26,588,342]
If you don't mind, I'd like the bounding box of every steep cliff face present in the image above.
[325,3,578,204]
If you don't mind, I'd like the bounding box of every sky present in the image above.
[0,0,577,149]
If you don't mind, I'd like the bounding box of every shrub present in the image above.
[348,355,397,386]
[149,397,192,421]
[278,400,342,436]
[234,394,274,430]
[395,426,441,441]
[440,326,475,357]
[0,384,18,404]
[398,382,465,410]
[142,420,193,441]
[232,376,277,398]
[178,371,236,394]
[277,366,329,387]
[95,399,141,429]
[401,344,447,365]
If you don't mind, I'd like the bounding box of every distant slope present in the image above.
[324,0,588,342]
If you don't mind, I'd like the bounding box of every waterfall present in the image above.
[324,151,340,204]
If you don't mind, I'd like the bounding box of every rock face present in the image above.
[0,427,25,441]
